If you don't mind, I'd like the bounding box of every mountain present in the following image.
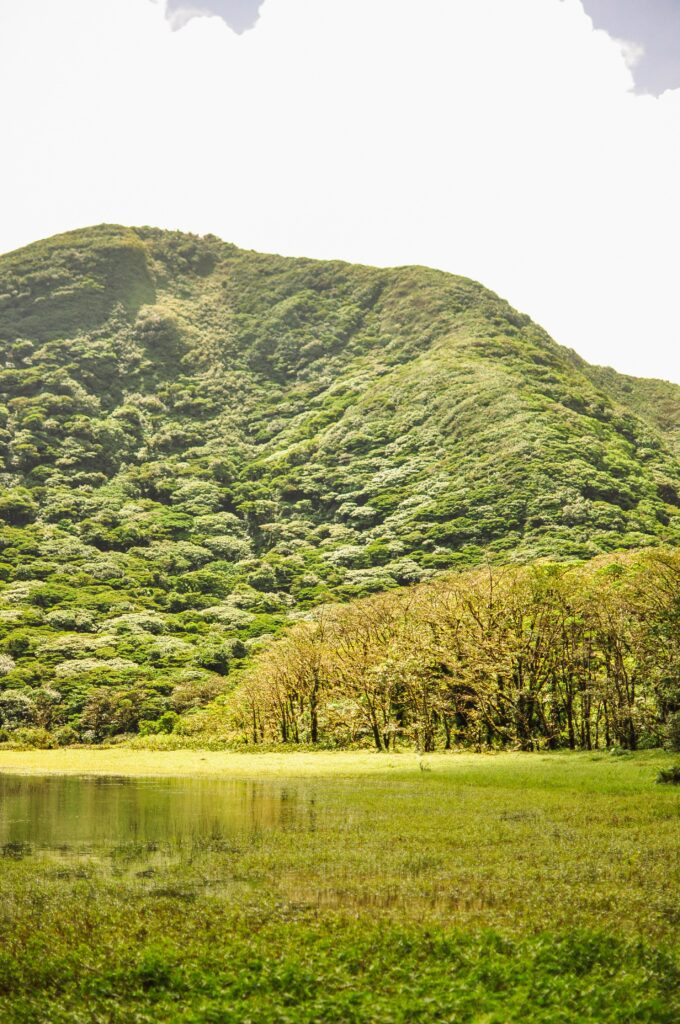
[0,225,678,740]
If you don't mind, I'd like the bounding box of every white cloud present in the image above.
[160,1,264,34]
[160,3,256,33]
[0,0,678,382]
[165,7,207,31]
[614,37,645,71]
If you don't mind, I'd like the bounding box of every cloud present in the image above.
[162,1,264,34]
[0,0,678,382]
[615,38,645,71]
[581,0,680,95]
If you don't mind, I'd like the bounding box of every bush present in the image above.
[0,487,38,526]
[139,711,178,736]
[0,690,35,728]
[10,727,56,749]
[54,724,79,746]
[656,764,680,785]
[0,653,16,676]
[636,732,663,750]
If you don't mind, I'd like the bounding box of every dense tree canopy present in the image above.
[0,225,678,742]
[224,550,680,752]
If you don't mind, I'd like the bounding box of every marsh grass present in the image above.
[0,750,678,1022]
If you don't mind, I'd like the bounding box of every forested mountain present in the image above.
[0,224,678,742]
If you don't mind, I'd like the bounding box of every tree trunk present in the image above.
[310,699,318,744]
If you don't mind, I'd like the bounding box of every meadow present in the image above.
[0,749,678,1022]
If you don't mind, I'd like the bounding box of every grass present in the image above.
[0,744,672,782]
[0,750,679,1022]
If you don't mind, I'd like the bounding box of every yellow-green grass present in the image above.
[1,750,679,1022]
[10,746,451,778]
[0,744,672,781]
[1,750,677,935]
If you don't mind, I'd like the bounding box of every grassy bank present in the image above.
[0,744,674,780]
[1,751,679,1022]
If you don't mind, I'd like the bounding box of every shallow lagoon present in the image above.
[0,751,677,924]
[0,773,315,868]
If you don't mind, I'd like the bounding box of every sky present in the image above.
[163,0,264,33]
[583,0,680,95]
[0,1,678,383]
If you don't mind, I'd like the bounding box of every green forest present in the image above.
[0,225,679,748]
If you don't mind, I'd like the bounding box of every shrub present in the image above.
[0,654,16,676]
[0,488,38,526]
[10,727,56,749]
[54,724,79,746]
[139,711,178,736]
[0,690,35,728]
[656,765,680,785]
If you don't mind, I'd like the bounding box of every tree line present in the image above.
[228,550,680,751]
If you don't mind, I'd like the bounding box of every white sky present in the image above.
[1,0,678,382]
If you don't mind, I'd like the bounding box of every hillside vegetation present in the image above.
[0,225,678,743]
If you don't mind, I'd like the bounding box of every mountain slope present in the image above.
[581,364,680,460]
[0,225,678,738]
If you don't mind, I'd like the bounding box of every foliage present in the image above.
[229,549,680,751]
[0,225,678,740]
[665,710,680,752]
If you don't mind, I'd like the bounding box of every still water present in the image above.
[0,774,314,864]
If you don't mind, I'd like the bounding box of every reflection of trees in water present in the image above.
[0,775,314,855]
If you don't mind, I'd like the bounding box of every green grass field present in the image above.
[0,750,678,1022]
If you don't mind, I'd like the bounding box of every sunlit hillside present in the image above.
[0,225,678,740]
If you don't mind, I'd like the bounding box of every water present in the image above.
[0,773,312,866]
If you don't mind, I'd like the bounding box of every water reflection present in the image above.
[0,774,309,862]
